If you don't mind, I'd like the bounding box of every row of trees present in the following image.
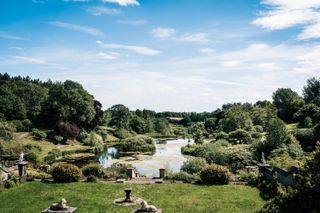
[0,73,103,140]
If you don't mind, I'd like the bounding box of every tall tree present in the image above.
[272,88,304,123]
[303,77,320,103]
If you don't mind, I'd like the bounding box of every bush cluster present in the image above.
[82,164,104,178]
[51,163,81,183]
[200,164,231,185]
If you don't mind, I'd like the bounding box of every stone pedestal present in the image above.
[127,168,135,179]
[41,207,77,213]
[131,209,162,213]
[15,161,28,178]
[159,169,166,178]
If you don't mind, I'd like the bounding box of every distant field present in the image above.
[0,182,265,213]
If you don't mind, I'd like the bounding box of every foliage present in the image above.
[107,104,131,129]
[225,145,255,172]
[200,164,231,185]
[82,164,105,178]
[11,119,32,132]
[259,144,320,212]
[188,123,205,144]
[154,118,171,135]
[272,88,304,123]
[237,170,259,186]
[31,128,47,140]
[303,77,320,103]
[0,121,15,141]
[181,157,207,174]
[51,163,81,183]
[218,105,253,133]
[228,129,252,144]
[25,151,40,163]
[82,132,104,153]
[264,118,289,156]
[54,121,80,140]
[113,128,132,139]
[294,128,318,151]
[165,171,200,183]
[293,103,320,125]
[86,175,98,183]
[118,135,155,153]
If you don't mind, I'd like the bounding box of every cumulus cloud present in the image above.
[49,22,104,36]
[253,0,320,40]
[86,6,121,16]
[150,27,176,38]
[101,0,139,6]
[96,40,160,56]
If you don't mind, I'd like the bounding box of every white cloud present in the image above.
[96,40,160,56]
[150,27,176,38]
[86,6,121,16]
[101,0,139,6]
[63,0,91,2]
[0,32,27,40]
[117,19,148,25]
[32,0,47,3]
[3,41,319,111]
[253,0,320,39]
[97,52,117,60]
[175,33,209,43]
[49,22,104,36]
[199,48,215,54]
[11,56,47,64]
[221,60,243,67]
[8,47,24,51]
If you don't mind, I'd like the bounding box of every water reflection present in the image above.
[99,138,192,177]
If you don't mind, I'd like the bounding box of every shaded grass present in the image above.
[0,182,264,213]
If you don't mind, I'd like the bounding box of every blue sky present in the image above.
[0,0,319,111]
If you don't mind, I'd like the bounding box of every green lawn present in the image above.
[0,182,264,213]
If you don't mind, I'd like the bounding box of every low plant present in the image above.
[51,163,81,183]
[181,157,207,174]
[82,164,104,178]
[200,164,231,185]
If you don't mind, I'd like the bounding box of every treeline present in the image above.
[0,73,103,139]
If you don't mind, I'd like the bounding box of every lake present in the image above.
[99,138,193,177]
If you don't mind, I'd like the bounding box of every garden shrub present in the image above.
[228,129,252,144]
[165,171,200,183]
[55,121,80,140]
[82,164,104,177]
[25,151,40,164]
[181,157,207,174]
[0,121,15,141]
[237,170,259,186]
[3,180,17,189]
[113,128,131,139]
[86,175,98,183]
[118,135,155,153]
[82,132,104,153]
[225,144,255,172]
[51,163,81,183]
[200,164,231,185]
[54,135,64,144]
[32,128,47,140]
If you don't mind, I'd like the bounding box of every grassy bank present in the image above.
[0,182,264,213]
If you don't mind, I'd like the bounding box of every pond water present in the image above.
[98,138,193,177]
